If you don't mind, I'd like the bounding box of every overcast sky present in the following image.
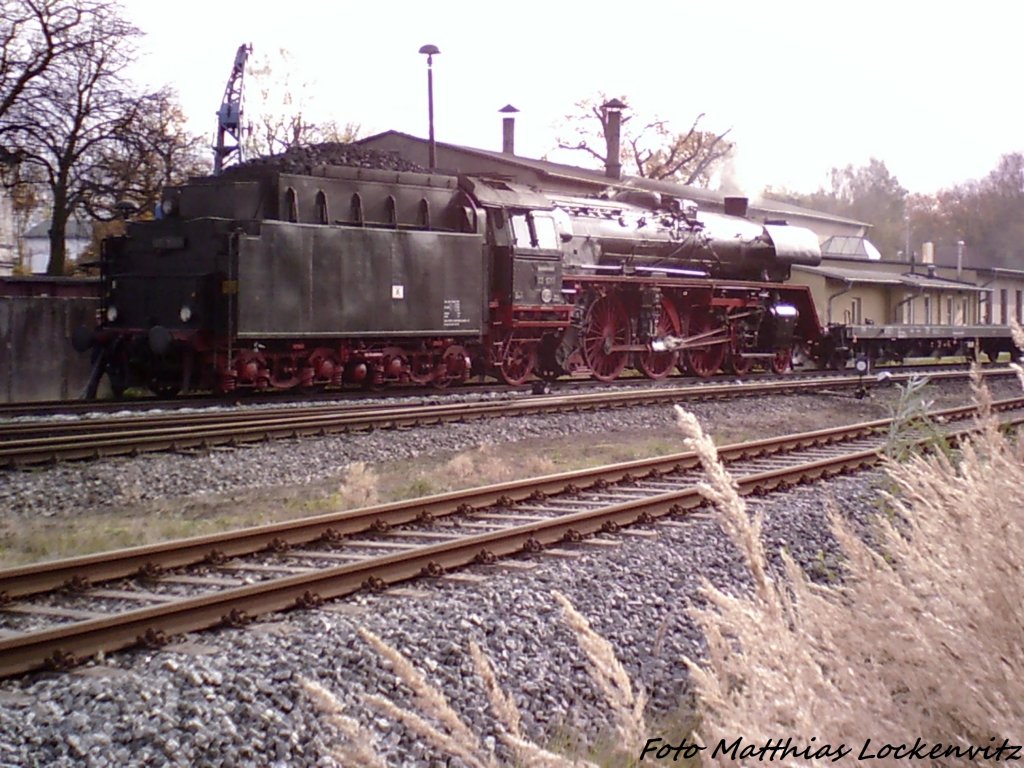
[124,0,1021,196]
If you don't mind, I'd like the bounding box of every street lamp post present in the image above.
[418,44,440,170]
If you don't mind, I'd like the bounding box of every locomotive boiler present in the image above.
[74,152,826,396]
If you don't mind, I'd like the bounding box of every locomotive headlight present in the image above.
[179,304,193,323]
[160,197,177,217]
[105,305,118,323]
[540,288,553,304]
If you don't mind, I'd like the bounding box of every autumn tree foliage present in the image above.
[555,94,734,187]
[907,153,1024,270]
[767,153,1024,269]
[765,158,909,260]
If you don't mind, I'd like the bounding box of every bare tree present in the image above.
[0,0,102,131]
[242,47,360,159]
[85,87,210,219]
[555,94,734,187]
[3,0,142,274]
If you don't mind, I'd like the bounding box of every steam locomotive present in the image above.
[73,158,826,396]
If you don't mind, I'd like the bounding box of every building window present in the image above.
[1001,289,1008,324]
[923,296,931,324]
[901,295,915,324]
[850,297,862,324]
[315,191,329,224]
[285,188,298,223]
[385,195,398,228]
[350,193,364,225]
[1017,290,1023,323]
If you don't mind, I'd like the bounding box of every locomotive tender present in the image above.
[75,158,826,396]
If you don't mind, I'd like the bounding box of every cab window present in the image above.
[531,213,559,249]
[509,211,559,249]
[509,213,532,249]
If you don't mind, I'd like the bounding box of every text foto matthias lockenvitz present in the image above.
[639,736,1023,762]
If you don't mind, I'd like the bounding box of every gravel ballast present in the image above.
[0,377,1016,766]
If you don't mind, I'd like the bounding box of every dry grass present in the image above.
[677,371,1024,764]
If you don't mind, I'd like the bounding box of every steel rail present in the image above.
[3,397,1020,600]
[0,362,1002,420]
[0,368,1015,467]
[0,406,1020,678]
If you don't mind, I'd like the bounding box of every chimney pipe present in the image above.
[957,239,965,280]
[499,104,518,155]
[602,98,626,180]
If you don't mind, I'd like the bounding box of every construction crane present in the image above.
[213,43,252,175]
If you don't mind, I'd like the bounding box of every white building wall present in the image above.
[0,189,16,275]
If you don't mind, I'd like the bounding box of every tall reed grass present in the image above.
[306,363,1023,766]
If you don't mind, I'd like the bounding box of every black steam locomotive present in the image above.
[74,158,824,396]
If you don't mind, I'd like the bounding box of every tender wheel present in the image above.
[149,379,180,398]
[582,295,630,382]
[828,351,848,370]
[770,346,793,374]
[637,298,681,380]
[498,333,537,386]
[440,345,471,388]
[408,352,439,386]
[681,307,726,378]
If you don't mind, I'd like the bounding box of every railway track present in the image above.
[0,361,1006,420]
[0,367,1015,468]
[0,396,1020,679]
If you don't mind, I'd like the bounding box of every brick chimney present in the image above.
[499,104,519,155]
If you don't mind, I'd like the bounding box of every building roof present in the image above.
[356,130,869,228]
[794,264,989,291]
[821,235,883,260]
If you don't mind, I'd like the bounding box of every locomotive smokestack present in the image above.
[602,98,627,180]
[499,104,519,155]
